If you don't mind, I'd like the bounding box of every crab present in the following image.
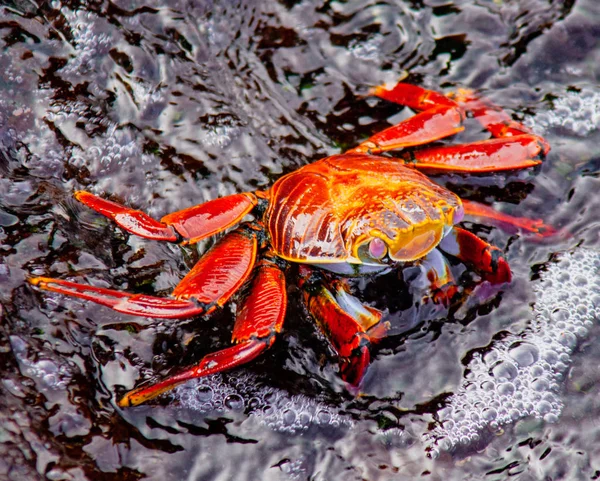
[30,82,552,407]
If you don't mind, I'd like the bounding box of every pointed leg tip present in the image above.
[28,276,43,286]
[117,391,146,408]
[28,276,53,287]
[117,396,132,408]
[538,138,551,156]
[368,84,387,97]
[117,387,154,408]
[74,190,92,202]
[450,87,476,102]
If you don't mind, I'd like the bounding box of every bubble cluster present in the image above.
[428,249,600,452]
[175,372,352,434]
[57,7,112,76]
[527,87,600,137]
[70,126,143,170]
[46,100,110,133]
[349,34,387,62]
[9,335,73,391]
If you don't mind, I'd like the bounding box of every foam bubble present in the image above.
[9,335,73,391]
[427,248,600,453]
[526,87,600,137]
[175,371,352,434]
[57,8,112,76]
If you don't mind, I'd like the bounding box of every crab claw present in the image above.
[439,226,511,285]
[302,272,388,389]
[340,343,370,388]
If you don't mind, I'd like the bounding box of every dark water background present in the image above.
[1,0,600,479]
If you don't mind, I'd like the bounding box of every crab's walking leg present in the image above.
[353,82,549,172]
[302,271,387,387]
[462,199,558,238]
[119,256,287,407]
[74,190,257,244]
[30,227,258,318]
[403,87,550,172]
[348,83,465,154]
[402,136,545,173]
[439,226,511,284]
[452,89,551,154]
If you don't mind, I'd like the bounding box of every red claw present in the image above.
[302,272,387,387]
[440,227,512,284]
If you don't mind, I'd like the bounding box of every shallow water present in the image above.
[1,0,599,479]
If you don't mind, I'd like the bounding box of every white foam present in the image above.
[175,371,352,434]
[428,248,600,454]
[527,88,600,137]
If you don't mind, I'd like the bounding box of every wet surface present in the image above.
[1,0,600,479]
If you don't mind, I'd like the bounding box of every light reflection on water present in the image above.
[1,0,600,479]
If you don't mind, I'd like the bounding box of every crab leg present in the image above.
[119,256,287,407]
[74,190,257,244]
[401,136,544,173]
[303,273,387,387]
[452,89,551,154]
[30,227,258,318]
[462,199,558,238]
[401,89,550,172]
[349,83,465,154]
[439,226,511,284]
[351,82,549,171]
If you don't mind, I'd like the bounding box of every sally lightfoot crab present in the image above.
[30,82,553,407]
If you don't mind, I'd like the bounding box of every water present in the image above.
[1,0,599,479]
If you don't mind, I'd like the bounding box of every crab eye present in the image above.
[453,203,465,224]
[368,237,387,259]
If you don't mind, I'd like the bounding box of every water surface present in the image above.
[1,0,600,479]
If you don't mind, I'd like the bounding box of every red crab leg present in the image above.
[439,226,511,284]
[119,256,287,407]
[451,89,551,155]
[348,83,465,154]
[462,199,558,238]
[402,136,544,173]
[351,82,549,171]
[303,273,387,387]
[400,88,549,172]
[75,190,257,244]
[30,227,258,318]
